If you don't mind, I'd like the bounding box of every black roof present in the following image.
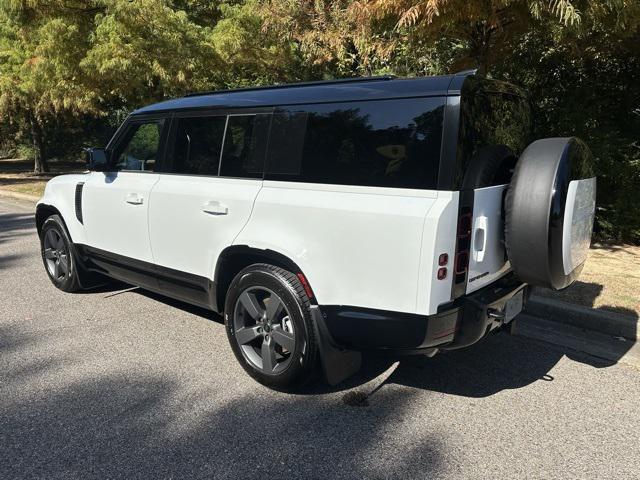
[132,73,470,115]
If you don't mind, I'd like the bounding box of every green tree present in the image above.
[0,1,99,172]
[349,0,640,73]
[82,0,221,106]
[210,0,304,86]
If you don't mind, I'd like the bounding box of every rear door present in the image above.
[147,111,269,306]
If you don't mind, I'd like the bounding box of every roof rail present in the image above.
[184,75,397,98]
[454,68,478,76]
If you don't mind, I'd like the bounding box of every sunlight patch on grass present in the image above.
[535,245,640,317]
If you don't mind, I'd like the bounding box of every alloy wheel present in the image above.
[43,229,69,280]
[233,287,296,375]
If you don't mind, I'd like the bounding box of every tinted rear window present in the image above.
[457,77,532,187]
[219,114,270,179]
[172,116,226,175]
[266,98,445,189]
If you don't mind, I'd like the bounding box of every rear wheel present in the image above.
[40,215,82,292]
[224,264,319,390]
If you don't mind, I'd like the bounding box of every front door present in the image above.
[82,118,168,286]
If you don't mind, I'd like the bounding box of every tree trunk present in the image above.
[29,114,48,173]
[468,22,493,75]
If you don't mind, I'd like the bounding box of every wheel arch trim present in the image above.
[36,204,67,239]
[214,245,316,313]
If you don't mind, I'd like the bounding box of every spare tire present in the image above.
[505,137,596,290]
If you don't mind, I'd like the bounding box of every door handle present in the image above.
[473,215,488,263]
[202,200,228,216]
[125,193,144,205]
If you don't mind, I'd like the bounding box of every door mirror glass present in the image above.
[85,148,109,171]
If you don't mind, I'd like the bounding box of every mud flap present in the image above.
[70,243,110,289]
[310,306,362,386]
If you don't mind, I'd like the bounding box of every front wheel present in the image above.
[40,215,82,292]
[224,264,319,390]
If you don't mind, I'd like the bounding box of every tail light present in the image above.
[454,207,472,284]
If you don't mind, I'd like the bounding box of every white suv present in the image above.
[36,73,596,390]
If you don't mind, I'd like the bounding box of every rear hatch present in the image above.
[466,184,511,293]
[455,76,533,294]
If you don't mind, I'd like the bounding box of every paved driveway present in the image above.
[1,196,639,479]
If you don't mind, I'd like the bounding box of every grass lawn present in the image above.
[1,156,638,317]
[0,157,85,197]
[534,244,640,318]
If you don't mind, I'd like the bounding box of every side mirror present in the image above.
[84,147,110,171]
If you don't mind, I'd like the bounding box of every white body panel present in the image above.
[40,174,462,317]
[416,191,459,314]
[148,175,262,277]
[37,173,91,244]
[466,184,510,294]
[235,181,458,315]
[82,171,159,262]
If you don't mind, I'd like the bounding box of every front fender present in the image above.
[37,173,90,244]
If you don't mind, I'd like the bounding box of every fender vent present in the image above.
[75,182,85,224]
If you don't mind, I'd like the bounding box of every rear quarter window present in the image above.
[265,97,445,190]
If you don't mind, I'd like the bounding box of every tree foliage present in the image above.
[0,0,638,241]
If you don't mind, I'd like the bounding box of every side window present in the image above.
[219,114,269,178]
[171,116,226,175]
[265,98,445,189]
[114,120,165,172]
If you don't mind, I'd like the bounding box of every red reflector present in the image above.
[437,267,447,280]
[438,253,448,266]
[297,273,314,299]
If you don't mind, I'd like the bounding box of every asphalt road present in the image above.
[1,196,639,479]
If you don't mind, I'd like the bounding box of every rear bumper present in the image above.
[318,273,530,353]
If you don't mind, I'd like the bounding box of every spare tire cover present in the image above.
[505,137,596,290]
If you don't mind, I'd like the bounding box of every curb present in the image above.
[526,295,638,341]
[512,314,640,369]
[0,188,39,204]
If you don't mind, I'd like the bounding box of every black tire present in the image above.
[505,137,596,290]
[462,145,517,190]
[224,263,319,390]
[40,215,82,292]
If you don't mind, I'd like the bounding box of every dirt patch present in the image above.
[342,390,370,407]
[535,244,640,317]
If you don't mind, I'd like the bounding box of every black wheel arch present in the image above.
[214,246,316,314]
[36,204,65,238]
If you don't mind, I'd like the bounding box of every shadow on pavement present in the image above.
[386,332,605,398]
[126,288,620,398]
[0,212,33,269]
[1,370,442,478]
